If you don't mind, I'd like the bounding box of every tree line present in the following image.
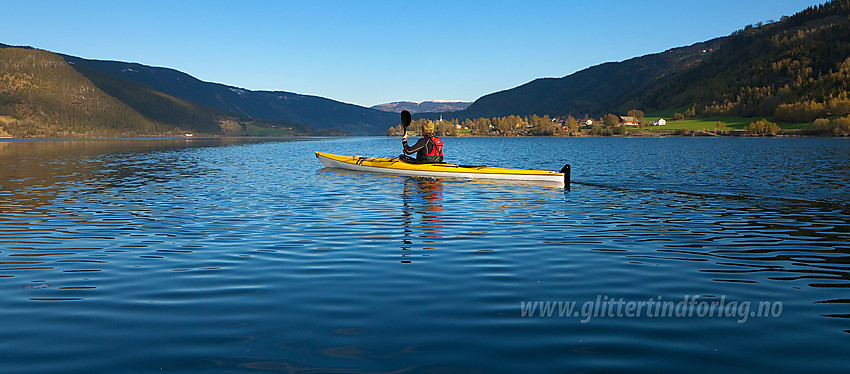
[388,111,646,137]
[389,107,849,137]
[388,114,582,137]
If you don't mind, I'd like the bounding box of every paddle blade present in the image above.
[401,110,411,129]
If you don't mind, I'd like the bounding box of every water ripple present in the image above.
[1,137,849,373]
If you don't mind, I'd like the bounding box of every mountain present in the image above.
[457,0,850,122]
[637,2,850,121]
[61,56,396,135]
[0,44,336,137]
[371,100,472,114]
[459,38,723,119]
[0,45,165,137]
[0,43,392,136]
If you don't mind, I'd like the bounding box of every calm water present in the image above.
[0,136,848,373]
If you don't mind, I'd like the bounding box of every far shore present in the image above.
[2,132,847,141]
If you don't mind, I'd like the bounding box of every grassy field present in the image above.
[644,108,810,131]
[244,123,295,136]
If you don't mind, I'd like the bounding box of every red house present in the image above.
[619,116,640,126]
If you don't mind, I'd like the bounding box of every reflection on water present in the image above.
[401,177,444,263]
[0,138,306,300]
[1,137,849,373]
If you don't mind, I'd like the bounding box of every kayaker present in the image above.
[402,120,443,163]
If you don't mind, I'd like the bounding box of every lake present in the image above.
[1,136,848,373]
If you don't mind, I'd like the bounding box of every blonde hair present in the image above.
[422,120,436,135]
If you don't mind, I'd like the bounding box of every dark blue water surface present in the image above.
[1,137,848,373]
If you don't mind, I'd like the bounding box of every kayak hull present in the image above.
[315,152,569,188]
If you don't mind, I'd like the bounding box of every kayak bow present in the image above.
[315,151,570,188]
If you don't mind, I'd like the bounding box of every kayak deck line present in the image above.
[355,156,492,171]
[316,151,570,189]
[344,154,557,175]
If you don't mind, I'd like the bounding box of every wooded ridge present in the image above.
[0,45,345,138]
[448,0,850,132]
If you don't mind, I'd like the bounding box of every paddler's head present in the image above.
[422,120,436,136]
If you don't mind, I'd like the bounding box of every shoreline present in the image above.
[0,135,315,142]
[2,133,847,141]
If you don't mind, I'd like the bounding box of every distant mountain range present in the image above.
[371,101,471,114]
[1,0,847,138]
[60,55,396,135]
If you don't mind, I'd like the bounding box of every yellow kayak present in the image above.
[315,151,570,188]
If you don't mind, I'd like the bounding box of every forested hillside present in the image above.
[460,38,723,119]
[0,46,165,137]
[62,56,396,135]
[636,0,850,122]
[456,0,850,124]
[0,45,337,137]
[69,63,334,136]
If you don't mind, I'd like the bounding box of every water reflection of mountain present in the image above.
[1,138,296,205]
[0,138,298,293]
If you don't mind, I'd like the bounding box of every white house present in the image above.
[652,118,667,126]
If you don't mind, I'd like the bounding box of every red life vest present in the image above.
[426,137,443,157]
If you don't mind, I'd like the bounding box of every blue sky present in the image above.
[1,0,826,107]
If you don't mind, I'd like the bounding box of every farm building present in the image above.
[619,116,640,126]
